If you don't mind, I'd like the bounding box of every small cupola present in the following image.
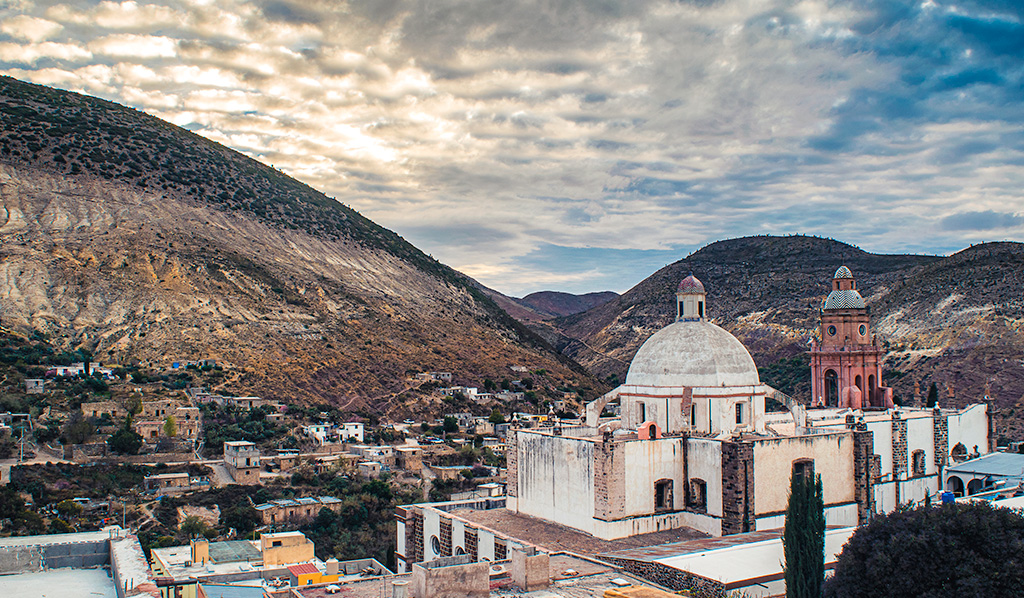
[676,273,706,322]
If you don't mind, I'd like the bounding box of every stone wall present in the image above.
[891,413,908,477]
[505,430,518,498]
[606,557,726,598]
[851,422,874,524]
[933,408,948,469]
[439,518,453,558]
[594,433,625,520]
[720,440,754,535]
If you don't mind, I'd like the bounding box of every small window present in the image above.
[859,324,867,336]
[690,405,696,427]
[688,479,707,512]
[272,540,282,547]
[735,403,744,425]
[698,301,704,318]
[792,459,814,482]
[430,535,441,556]
[827,325,837,336]
[912,450,926,477]
[639,402,646,423]
[654,479,673,511]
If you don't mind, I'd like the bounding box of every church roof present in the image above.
[677,273,705,294]
[625,320,760,388]
[834,265,853,279]
[823,289,866,310]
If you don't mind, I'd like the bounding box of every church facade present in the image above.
[505,268,991,539]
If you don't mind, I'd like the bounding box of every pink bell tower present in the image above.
[809,266,893,409]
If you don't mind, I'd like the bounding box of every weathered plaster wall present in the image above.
[623,438,687,516]
[514,433,596,534]
[686,439,723,517]
[752,433,854,515]
[948,404,989,456]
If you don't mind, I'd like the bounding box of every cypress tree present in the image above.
[926,382,939,407]
[783,470,825,598]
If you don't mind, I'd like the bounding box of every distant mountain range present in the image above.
[0,75,603,415]
[536,236,1024,441]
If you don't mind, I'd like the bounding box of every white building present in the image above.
[502,271,992,539]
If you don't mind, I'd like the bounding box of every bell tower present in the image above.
[676,273,706,322]
[810,266,893,409]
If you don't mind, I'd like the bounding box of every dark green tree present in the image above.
[926,382,939,407]
[442,416,459,435]
[488,408,505,424]
[824,502,1024,597]
[108,428,143,455]
[783,470,825,598]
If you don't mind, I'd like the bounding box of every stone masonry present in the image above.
[606,556,725,598]
[506,430,518,498]
[851,422,874,524]
[464,526,478,561]
[932,408,948,469]
[720,440,754,535]
[891,412,907,478]
[594,435,626,520]
[439,518,452,557]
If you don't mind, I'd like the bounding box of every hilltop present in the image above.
[545,236,1024,440]
[0,75,603,415]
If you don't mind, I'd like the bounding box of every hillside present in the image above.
[0,76,602,415]
[518,291,618,319]
[548,236,1024,440]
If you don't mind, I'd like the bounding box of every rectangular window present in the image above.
[792,459,815,482]
[735,403,744,424]
[690,405,696,427]
[688,479,707,512]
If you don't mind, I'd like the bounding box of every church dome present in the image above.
[625,320,760,388]
[834,265,853,279]
[677,273,705,294]
[824,289,866,309]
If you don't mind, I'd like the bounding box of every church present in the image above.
[396,267,994,575]
[504,267,992,539]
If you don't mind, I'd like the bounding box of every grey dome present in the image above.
[834,265,853,279]
[626,320,760,388]
[824,289,866,309]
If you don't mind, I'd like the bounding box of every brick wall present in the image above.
[439,518,452,557]
[594,434,626,520]
[932,409,948,468]
[606,557,726,598]
[852,422,874,524]
[494,539,507,560]
[406,509,423,565]
[720,440,754,535]
[506,430,518,498]
[891,413,907,477]
[465,526,478,561]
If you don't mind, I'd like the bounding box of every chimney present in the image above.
[325,558,339,576]
[511,547,550,592]
[392,580,409,598]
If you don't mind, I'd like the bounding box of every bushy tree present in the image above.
[442,416,459,434]
[824,502,1024,597]
[783,471,825,598]
[179,515,208,538]
[108,428,143,455]
[163,415,177,437]
[926,382,939,408]
[488,408,505,424]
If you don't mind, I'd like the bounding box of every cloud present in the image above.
[1,0,1023,294]
[940,211,1024,231]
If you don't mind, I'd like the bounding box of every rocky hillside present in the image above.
[518,291,618,319]
[548,236,1024,441]
[0,76,601,415]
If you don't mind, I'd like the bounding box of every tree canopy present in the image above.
[784,471,825,598]
[824,502,1024,598]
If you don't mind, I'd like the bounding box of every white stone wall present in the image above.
[623,438,687,515]
[686,438,723,517]
[513,433,596,535]
[424,509,441,561]
[755,503,857,531]
[477,529,495,561]
[906,415,935,476]
[868,419,893,478]
[752,433,855,515]
[948,404,989,456]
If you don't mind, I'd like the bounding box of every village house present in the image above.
[24,379,44,394]
[223,440,261,485]
[254,496,345,525]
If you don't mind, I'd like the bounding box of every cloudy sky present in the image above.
[1,0,1023,295]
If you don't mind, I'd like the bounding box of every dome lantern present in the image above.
[676,273,706,322]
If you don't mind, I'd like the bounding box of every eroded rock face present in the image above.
[0,163,590,412]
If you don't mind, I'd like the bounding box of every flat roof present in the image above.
[947,452,1024,477]
[0,527,118,548]
[209,540,262,564]
[0,567,117,598]
[444,507,706,557]
[643,528,855,587]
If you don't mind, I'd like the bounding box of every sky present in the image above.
[1,0,1023,296]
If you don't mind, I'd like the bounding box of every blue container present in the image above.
[941,491,955,504]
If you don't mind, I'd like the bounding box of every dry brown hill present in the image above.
[0,76,602,415]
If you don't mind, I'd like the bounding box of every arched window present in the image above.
[824,370,839,406]
[648,423,658,439]
[792,459,815,482]
[946,476,964,496]
[855,374,863,396]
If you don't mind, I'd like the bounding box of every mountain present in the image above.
[547,236,1024,441]
[0,75,602,415]
[518,291,618,319]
